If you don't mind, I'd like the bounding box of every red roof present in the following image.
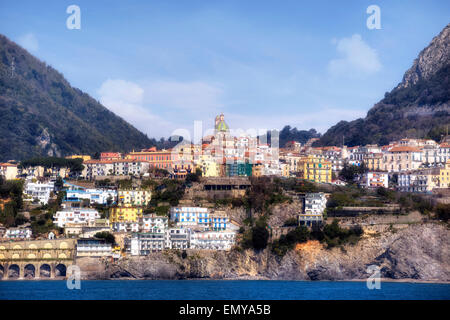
[389,146,421,152]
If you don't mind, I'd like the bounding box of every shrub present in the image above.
[252,225,269,250]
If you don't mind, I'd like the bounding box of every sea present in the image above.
[0,280,449,300]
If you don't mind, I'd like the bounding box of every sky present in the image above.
[1,0,449,141]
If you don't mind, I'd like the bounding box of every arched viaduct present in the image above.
[0,239,76,280]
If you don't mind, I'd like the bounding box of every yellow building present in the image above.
[109,206,143,223]
[363,153,384,171]
[118,189,152,206]
[299,155,332,183]
[198,155,220,177]
[66,155,92,161]
[280,163,290,177]
[439,160,450,188]
[252,163,264,177]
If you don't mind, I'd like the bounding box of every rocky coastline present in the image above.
[76,222,450,283]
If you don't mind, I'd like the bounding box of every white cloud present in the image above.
[328,34,381,77]
[143,80,223,112]
[17,33,39,52]
[98,79,173,138]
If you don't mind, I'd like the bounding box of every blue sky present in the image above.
[1,0,449,139]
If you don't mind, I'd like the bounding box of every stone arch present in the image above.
[8,264,20,278]
[0,245,5,250]
[13,245,22,249]
[27,253,37,259]
[43,253,52,259]
[12,253,20,259]
[39,264,51,278]
[55,264,67,277]
[58,253,67,259]
[0,253,5,259]
[29,244,38,249]
[44,243,53,249]
[24,264,36,278]
[59,242,68,249]
[0,265,4,279]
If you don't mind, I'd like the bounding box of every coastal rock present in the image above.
[78,223,450,282]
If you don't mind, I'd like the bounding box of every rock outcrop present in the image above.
[78,222,450,282]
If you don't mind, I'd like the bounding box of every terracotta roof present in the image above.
[389,146,421,152]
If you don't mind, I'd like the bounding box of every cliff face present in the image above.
[316,23,450,147]
[398,25,450,89]
[79,223,450,282]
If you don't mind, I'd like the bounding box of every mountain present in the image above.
[316,23,450,147]
[262,126,321,148]
[0,34,158,162]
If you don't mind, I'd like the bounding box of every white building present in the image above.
[76,239,112,257]
[111,221,139,233]
[190,230,236,250]
[397,168,440,193]
[65,183,117,205]
[129,232,166,255]
[53,208,100,228]
[167,228,190,249]
[299,193,327,227]
[4,227,32,239]
[170,207,210,228]
[24,180,55,205]
[361,172,389,188]
[140,214,168,233]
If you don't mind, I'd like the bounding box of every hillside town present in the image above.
[0,114,449,279]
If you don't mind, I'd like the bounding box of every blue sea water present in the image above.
[0,280,449,300]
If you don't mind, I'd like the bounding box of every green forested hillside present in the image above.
[0,34,156,161]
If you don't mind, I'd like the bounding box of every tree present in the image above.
[94,231,116,245]
[252,225,269,250]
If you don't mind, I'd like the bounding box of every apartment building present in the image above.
[53,208,101,228]
[383,146,423,172]
[118,189,152,206]
[23,180,55,204]
[398,168,440,193]
[109,206,143,224]
[298,193,327,227]
[190,230,236,250]
[298,155,332,183]
[140,214,168,233]
[65,184,117,205]
[169,207,210,228]
[361,172,389,188]
[0,162,18,180]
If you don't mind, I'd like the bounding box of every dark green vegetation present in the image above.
[263,127,320,148]
[246,177,292,213]
[0,34,180,161]
[0,177,24,226]
[149,179,186,207]
[316,25,450,147]
[20,157,84,172]
[338,163,368,183]
[94,231,116,245]
[271,221,364,257]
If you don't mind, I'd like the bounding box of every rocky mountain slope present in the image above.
[78,223,449,282]
[0,34,155,161]
[316,23,450,147]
